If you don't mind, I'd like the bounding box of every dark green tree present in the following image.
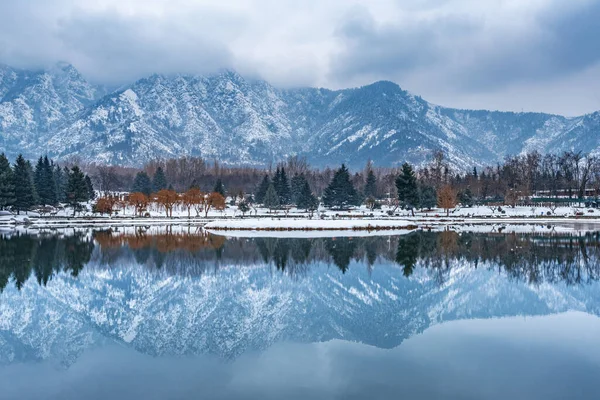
[273,167,291,205]
[34,156,56,206]
[290,174,305,205]
[325,237,356,273]
[213,178,226,197]
[263,183,280,211]
[364,169,377,198]
[459,188,474,207]
[419,185,437,210]
[395,162,420,215]
[396,233,421,277]
[53,165,68,203]
[322,164,359,209]
[297,179,318,211]
[12,155,37,214]
[152,167,167,192]
[255,174,270,204]
[66,166,89,215]
[85,175,96,200]
[0,153,15,210]
[132,171,153,196]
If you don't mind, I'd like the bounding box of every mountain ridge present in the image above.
[1,63,599,168]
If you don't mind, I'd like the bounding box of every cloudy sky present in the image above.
[1,0,599,116]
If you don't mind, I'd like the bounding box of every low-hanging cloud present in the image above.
[0,0,599,115]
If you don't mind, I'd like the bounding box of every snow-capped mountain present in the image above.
[1,63,599,168]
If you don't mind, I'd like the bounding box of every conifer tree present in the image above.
[12,155,37,214]
[132,171,153,196]
[273,167,291,205]
[66,166,89,215]
[395,163,420,215]
[255,174,270,204]
[290,174,305,205]
[364,169,377,198]
[322,164,359,209]
[419,185,437,210]
[0,153,15,210]
[34,156,57,206]
[297,179,318,211]
[152,167,167,192]
[213,178,226,197]
[85,175,96,200]
[54,165,67,203]
[263,183,280,212]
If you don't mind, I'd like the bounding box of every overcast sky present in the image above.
[1,0,600,116]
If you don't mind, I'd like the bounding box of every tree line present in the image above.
[0,153,95,215]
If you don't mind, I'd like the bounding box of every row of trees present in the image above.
[93,189,227,218]
[0,154,95,214]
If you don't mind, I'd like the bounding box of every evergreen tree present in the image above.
[0,153,15,210]
[85,175,96,200]
[66,166,89,215]
[395,163,420,215]
[290,174,305,205]
[213,178,226,197]
[54,165,67,203]
[364,169,377,198]
[34,156,56,206]
[255,174,270,204]
[459,188,474,207]
[419,185,437,210]
[12,155,37,214]
[132,171,153,196]
[263,183,280,211]
[273,167,291,205]
[322,164,359,209]
[152,167,167,192]
[297,179,318,210]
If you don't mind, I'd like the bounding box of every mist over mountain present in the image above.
[1,63,599,169]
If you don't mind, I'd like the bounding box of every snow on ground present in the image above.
[204,218,416,231]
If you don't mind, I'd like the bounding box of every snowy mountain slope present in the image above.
[1,259,598,366]
[1,63,600,168]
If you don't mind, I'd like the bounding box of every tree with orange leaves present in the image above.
[128,192,149,216]
[437,185,457,217]
[181,188,204,218]
[155,189,179,217]
[203,192,226,217]
[93,196,115,216]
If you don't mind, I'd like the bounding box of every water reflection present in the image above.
[2,228,600,293]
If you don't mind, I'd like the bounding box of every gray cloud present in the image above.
[0,0,599,115]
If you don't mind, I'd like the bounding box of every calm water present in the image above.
[1,226,600,399]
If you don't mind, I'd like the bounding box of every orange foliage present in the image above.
[181,188,204,217]
[93,196,117,215]
[437,185,457,216]
[128,192,149,216]
[155,189,179,217]
[203,192,226,217]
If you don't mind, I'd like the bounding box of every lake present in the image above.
[1,226,599,399]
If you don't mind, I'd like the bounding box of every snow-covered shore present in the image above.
[204,218,418,231]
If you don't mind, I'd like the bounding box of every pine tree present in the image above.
[12,155,37,214]
[54,165,67,203]
[34,156,56,206]
[85,175,96,200]
[67,166,89,215]
[263,183,280,211]
[395,163,420,215]
[255,174,270,204]
[214,178,226,197]
[419,185,437,210]
[297,179,318,210]
[364,169,377,198]
[132,171,153,196]
[152,167,167,192]
[0,153,15,210]
[273,167,291,205]
[290,174,305,205]
[322,164,358,209]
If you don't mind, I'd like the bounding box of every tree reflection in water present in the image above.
[1,228,600,292]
